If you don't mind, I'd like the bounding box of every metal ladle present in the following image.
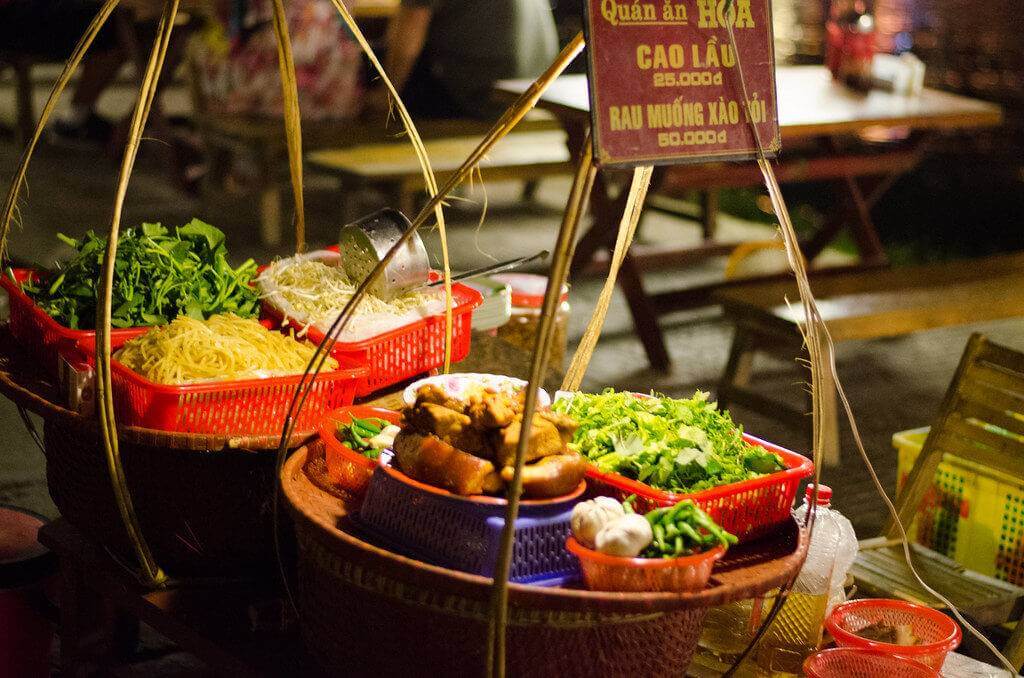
[338,208,549,300]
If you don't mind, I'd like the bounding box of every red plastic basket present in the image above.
[566,537,724,593]
[825,599,962,670]
[2,269,148,375]
[585,435,813,542]
[264,283,480,396]
[258,249,483,396]
[78,335,368,435]
[803,648,940,678]
[317,406,401,495]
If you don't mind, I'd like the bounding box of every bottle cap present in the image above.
[805,484,832,506]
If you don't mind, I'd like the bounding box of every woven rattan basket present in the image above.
[283,443,808,676]
[0,333,307,576]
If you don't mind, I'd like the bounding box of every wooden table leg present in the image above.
[569,170,625,277]
[700,189,719,240]
[618,253,671,371]
[717,327,756,410]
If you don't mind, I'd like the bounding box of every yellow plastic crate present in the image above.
[894,427,1024,584]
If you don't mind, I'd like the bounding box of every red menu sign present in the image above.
[584,0,781,167]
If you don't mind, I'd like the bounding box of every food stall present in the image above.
[0,0,1016,676]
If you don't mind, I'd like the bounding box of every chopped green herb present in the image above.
[552,390,784,494]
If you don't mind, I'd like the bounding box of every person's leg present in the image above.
[46,1,127,143]
[397,58,462,120]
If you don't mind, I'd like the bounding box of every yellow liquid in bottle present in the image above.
[754,591,830,674]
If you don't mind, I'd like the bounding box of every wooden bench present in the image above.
[194,109,562,246]
[307,129,574,224]
[713,251,1024,465]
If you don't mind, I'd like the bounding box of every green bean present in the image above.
[653,524,665,548]
[645,508,669,525]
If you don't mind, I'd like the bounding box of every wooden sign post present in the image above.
[584,0,780,167]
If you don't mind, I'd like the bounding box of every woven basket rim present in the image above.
[0,337,314,451]
[283,444,809,614]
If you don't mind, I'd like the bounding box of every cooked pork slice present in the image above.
[500,453,587,498]
[466,392,518,429]
[538,410,578,445]
[393,431,498,496]
[414,384,467,412]
[492,414,565,468]
[405,402,487,454]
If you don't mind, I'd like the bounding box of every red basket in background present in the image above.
[585,435,813,542]
[2,269,148,375]
[261,273,482,396]
[77,335,367,436]
[825,599,961,670]
[803,648,939,678]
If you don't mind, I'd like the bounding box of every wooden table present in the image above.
[495,67,1003,370]
[351,0,399,19]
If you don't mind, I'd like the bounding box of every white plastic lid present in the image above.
[490,273,569,308]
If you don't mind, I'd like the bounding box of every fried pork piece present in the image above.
[500,452,587,498]
[492,413,566,468]
[538,410,578,445]
[466,392,519,429]
[405,402,487,455]
[414,384,467,413]
[394,431,502,495]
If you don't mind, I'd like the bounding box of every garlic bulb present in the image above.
[594,513,654,557]
[571,497,626,548]
[368,424,402,450]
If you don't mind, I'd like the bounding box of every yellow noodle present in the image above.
[116,314,337,384]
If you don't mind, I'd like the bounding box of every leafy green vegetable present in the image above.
[552,390,784,494]
[22,219,258,329]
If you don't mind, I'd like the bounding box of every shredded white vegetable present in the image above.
[258,252,444,341]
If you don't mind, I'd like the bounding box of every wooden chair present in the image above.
[851,333,1024,671]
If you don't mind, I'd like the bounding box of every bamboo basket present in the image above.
[0,333,306,575]
[283,443,808,677]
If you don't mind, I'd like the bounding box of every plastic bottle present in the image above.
[754,484,858,673]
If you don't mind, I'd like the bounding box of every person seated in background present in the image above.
[0,0,126,143]
[190,0,364,121]
[367,0,558,120]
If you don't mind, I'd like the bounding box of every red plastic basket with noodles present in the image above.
[76,333,367,436]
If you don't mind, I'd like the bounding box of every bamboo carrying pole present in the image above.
[325,0,457,370]
[268,0,305,253]
[95,0,182,587]
[562,165,653,391]
[486,135,596,678]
